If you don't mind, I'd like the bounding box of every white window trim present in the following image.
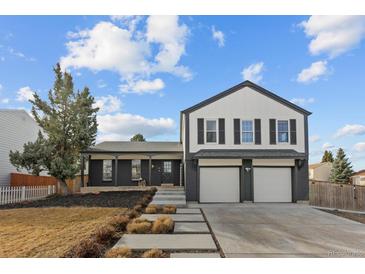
[277,120,290,144]
[241,119,255,144]
[102,160,112,181]
[205,118,218,144]
[163,161,172,173]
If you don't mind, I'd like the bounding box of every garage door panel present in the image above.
[200,167,240,203]
[254,167,292,202]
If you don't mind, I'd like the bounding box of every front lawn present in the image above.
[0,191,150,257]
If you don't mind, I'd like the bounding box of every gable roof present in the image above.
[181,80,312,116]
[352,169,365,177]
[83,141,183,154]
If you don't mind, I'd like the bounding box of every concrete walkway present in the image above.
[151,187,186,207]
[201,203,365,258]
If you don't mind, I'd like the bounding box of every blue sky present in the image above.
[0,15,365,169]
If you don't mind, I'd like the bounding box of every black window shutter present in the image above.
[290,119,297,145]
[269,119,276,144]
[218,118,225,144]
[254,119,261,145]
[197,118,204,144]
[234,119,240,144]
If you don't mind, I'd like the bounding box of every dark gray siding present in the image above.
[295,159,309,200]
[185,159,197,201]
[242,160,253,201]
[89,159,181,186]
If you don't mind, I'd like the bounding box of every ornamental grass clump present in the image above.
[151,216,174,234]
[105,247,133,258]
[142,249,167,258]
[94,225,117,244]
[162,205,176,214]
[108,215,130,232]
[126,218,152,234]
[145,204,160,214]
[67,238,105,258]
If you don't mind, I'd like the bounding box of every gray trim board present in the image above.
[181,81,312,116]
[192,149,306,159]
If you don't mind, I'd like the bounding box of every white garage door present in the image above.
[254,167,292,202]
[200,167,240,203]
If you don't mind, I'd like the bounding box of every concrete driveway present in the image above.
[201,203,365,257]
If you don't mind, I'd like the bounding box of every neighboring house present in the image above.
[309,162,332,181]
[351,170,365,186]
[82,81,311,203]
[0,109,41,186]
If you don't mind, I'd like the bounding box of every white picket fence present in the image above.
[0,185,56,205]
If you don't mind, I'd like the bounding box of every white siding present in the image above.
[0,110,41,186]
[189,86,305,153]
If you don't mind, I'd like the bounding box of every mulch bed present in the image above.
[0,191,149,209]
[321,209,365,224]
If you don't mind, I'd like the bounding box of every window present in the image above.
[163,161,172,173]
[278,120,289,143]
[206,119,217,143]
[241,120,254,143]
[131,160,141,180]
[102,160,112,181]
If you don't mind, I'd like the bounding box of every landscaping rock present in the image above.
[141,214,205,222]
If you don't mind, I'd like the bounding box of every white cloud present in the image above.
[110,16,143,33]
[97,113,176,141]
[0,84,2,91]
[93,95,122,113]
[120,78,165,94]
[297,60,328,83]
[353,142,365,152]
[146,15,191,80]
[97,79,107,88]
[322,142,335,150]
[61,16,191,93]
[290,97,315,106]
[241,62,264,83]
[8,47,36,62]
[1,98,9,104]
[334,124,365,138]
[309,135,321,143]
[299,16,365,58]
[211,26,225,47]
[16,86,35,102]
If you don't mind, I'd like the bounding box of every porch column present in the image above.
[148,155,152,185]
[80,154,85,187]
[114,155,118,186]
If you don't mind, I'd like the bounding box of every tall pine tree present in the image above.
[329,148,354,184]
[321,150,334,163]
[30,64,98,193]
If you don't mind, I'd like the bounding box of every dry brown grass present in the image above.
[108,215,130,232]
[126,218,152,234]
[105,247,132,258]
[151,216,174,234]
[162,205,177,214]
[133,204,143,212]
[0,207,125,257]
[142,249,167,258]
[145,204,160,214]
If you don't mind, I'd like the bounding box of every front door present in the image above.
[161,161,173,184]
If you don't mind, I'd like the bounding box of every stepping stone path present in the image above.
[150,187,186,207]
[170,253,221,258]
[114,234,217,251]
[112,187,220,257]
[174,222,210,233]
[141,213,205,222]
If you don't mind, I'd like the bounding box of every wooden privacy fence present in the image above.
[309,180,365,211]
[10,173,88,193]
[0,185,56,205]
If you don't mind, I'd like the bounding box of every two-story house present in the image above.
[82,81,311,203]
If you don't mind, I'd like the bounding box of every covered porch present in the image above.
[80,141,184,188]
